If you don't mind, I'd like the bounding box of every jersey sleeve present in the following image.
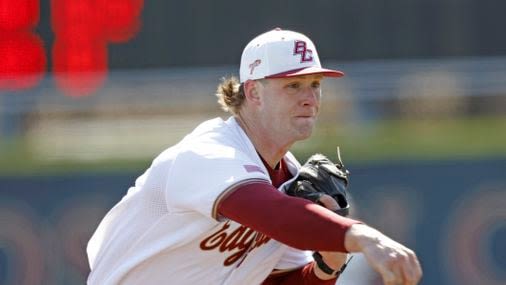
[165,143,269,219]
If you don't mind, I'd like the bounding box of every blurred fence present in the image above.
[1,56,505,163]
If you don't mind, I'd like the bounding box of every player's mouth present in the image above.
[293,115,317,122]
[295,113,316,119]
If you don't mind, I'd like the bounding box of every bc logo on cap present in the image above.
[293,41,313,63]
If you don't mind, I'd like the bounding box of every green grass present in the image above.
[1,116,505,175]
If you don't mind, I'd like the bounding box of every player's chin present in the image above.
[293,123,316,140]
[292,116,317,133]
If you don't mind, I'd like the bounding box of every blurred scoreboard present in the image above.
[0,0,144,96]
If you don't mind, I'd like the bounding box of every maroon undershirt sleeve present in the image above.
[261,263,337,285]
[217,182,361,252]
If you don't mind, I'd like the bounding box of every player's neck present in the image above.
[234,114,290,169]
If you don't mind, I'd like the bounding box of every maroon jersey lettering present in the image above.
[200,221,271,267]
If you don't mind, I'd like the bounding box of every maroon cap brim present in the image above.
[265,66,344,79]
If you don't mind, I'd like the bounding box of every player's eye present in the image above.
[286,82,300,89]
[311,81,321,89]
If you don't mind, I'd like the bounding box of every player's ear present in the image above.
[243,79,262,105]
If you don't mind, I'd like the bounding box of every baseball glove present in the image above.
[286,148,350,216]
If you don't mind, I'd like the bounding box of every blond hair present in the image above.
[216,76,245,115]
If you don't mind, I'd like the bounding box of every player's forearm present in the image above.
[218,182,361,252]
[344,223,385,252]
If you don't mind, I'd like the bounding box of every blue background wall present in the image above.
[1,159,505,285]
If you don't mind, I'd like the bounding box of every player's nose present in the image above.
[300,86,320,107]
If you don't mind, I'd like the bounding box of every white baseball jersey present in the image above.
[87,116,312,285]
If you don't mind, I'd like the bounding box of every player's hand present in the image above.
[345,224,422,285]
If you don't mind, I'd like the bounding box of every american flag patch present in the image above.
[243,164,264,174]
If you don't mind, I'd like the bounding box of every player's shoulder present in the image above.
[190,117,228,136]
[185,116,253,152]
[153,117,232,157]
[159,117,252,160]
[147,116,263,180]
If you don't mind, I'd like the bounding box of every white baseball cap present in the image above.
[239,28,344,83]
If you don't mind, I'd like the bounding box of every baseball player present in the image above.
[87,28,422,284]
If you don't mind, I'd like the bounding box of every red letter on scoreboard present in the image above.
[0,0,46,90]
[51,0,143,97]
